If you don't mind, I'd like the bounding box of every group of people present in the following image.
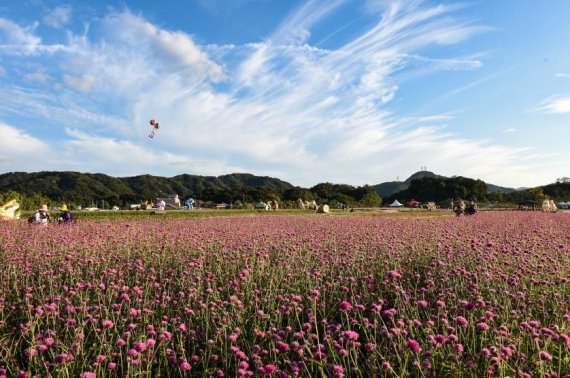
[29,204,74,225]
[453,201,478,216]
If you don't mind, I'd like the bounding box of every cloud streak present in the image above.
[533,95,570,114]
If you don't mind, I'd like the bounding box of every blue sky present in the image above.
[0,0,568,188]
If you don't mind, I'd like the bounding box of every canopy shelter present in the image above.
[389,200,403,207]
[405,199,421,206]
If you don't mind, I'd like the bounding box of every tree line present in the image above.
[2,171,569,211]
[0,172,382,210]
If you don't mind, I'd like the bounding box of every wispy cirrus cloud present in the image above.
[532,95,570,114]
[0,17,66,55]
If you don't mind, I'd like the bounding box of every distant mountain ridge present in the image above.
[372,171,517,197]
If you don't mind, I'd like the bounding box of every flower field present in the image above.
[0,212,568,377]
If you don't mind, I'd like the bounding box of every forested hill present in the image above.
[373,170,517,197]
[0,171,294,208]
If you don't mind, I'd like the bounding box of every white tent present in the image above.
[389,200,403,207]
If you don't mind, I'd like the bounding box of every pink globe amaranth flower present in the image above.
[108,362,117,369]
[454,316,468,326]
[127,349,138,358]
[54,353,71,364]
[262,364,277,375]
[81,372,95,378]
[24,348,37,357]
[407,339,422,353]
[416,300,428,308]
[387,270,402,279]
[339,301,352,311]
[134,341,147,352]
[436,300,445,308]
[180,361,192,371]
[342,330,359,340]
[101,320,113,328]
[500,346,513,358]
[383,308,397,317]
[115,338,126,347]
[332,365,344,377]
[539,351,552,360]
[276,341,290,351]
[477,322,490,331]
[96,355,106,362]
[238,361,249,369]
[44,337,55,346]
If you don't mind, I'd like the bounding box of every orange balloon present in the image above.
[150,119,156,126]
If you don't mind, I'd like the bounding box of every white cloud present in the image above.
[0,123,57,167]
[555,73,570,78]
[24,68,52,83]
[533,96,570,114]
[0,17,65,55]
[63,74,96,92]
[43,6,71,29]
[103,12,223,83]
[503,128,516,133]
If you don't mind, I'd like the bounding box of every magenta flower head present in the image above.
[81,373,96,378]
[339,301,353,311]
[539,351,552,360]
[180,361,192,371]
[332,365,345,377]
[383,308,397,317]
[477,322,490,331]
[259,364,276,375]
[101,320,113,328]
[407,339,422,353]
[387,270,402,279]
[342,330,359,340]
[454,316,468,327]
[416,300,428,308]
